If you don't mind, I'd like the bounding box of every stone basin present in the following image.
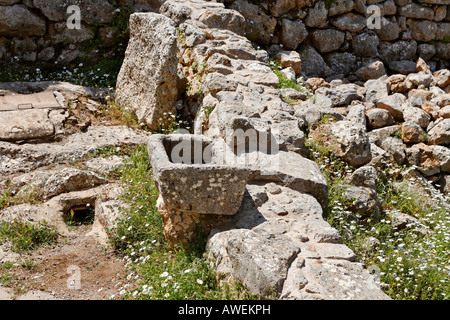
[147,134,249,215]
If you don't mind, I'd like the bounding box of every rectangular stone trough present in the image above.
[147,134,250,215]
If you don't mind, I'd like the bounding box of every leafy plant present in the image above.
[0,218,57,252]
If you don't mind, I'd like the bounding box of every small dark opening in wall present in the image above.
[64,204,95,227]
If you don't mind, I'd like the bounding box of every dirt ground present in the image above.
[0,223,127,300]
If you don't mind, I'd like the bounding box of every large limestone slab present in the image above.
[115,13,179,131]
[0,126,149,175]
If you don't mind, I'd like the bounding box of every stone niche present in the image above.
[147,134,250,244]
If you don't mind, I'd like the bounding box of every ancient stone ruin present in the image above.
[115,0,396,299]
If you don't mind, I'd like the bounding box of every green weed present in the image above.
[0,218,57,253]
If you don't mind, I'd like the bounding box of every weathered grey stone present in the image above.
[94,198,127,235]
[305,0,328,27]
[273,51,302,75]
[438,174,450,196]
[0,126,149,175]
[403,106,431,128]
[381,137,406,165]
[50,23,95,45]
[325,52,357,77]
[83,155,125,175]
[29,168,107,200]
[408,89,433,108]
[342,185,380,218]
[408,19,438,42]
[367,123,400,143]
[389,60,418,75]
[280,88,308,102]
[33,0,116,24]
[328,0,355,16]
[115,13,178,131]
[180,22,206,47]
[37,47,55,61]
[293,259,390,300]
[207,228,300,297]
[159,1,192,25]
[417,44,437,61]
[202,73,239,94]
[0,109,56,142]
[436,22,450,41]
[435,43,450,61]
[376,93,407,121]
[239,150,329,207]
[430,93,450,108]
[366,108,394,129]
[378,40,417,66]
[365,75,390,103]
[229,0,276,45]
[281,66,296,81]
[271,120,308,155]
[331,12,367,33]
[402,122,426,144]
[280,19,308,50]
[346,165,379,190]
[298,45,330,78]
[310,29,346,53]
[375,17,401,41]
[363,236,381,253]
[346,104,367,126]
[398,3,435,20]
[315,83,363,107]
[389,210,429,234]
[406,72,434,88]
[352,33,379,57]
